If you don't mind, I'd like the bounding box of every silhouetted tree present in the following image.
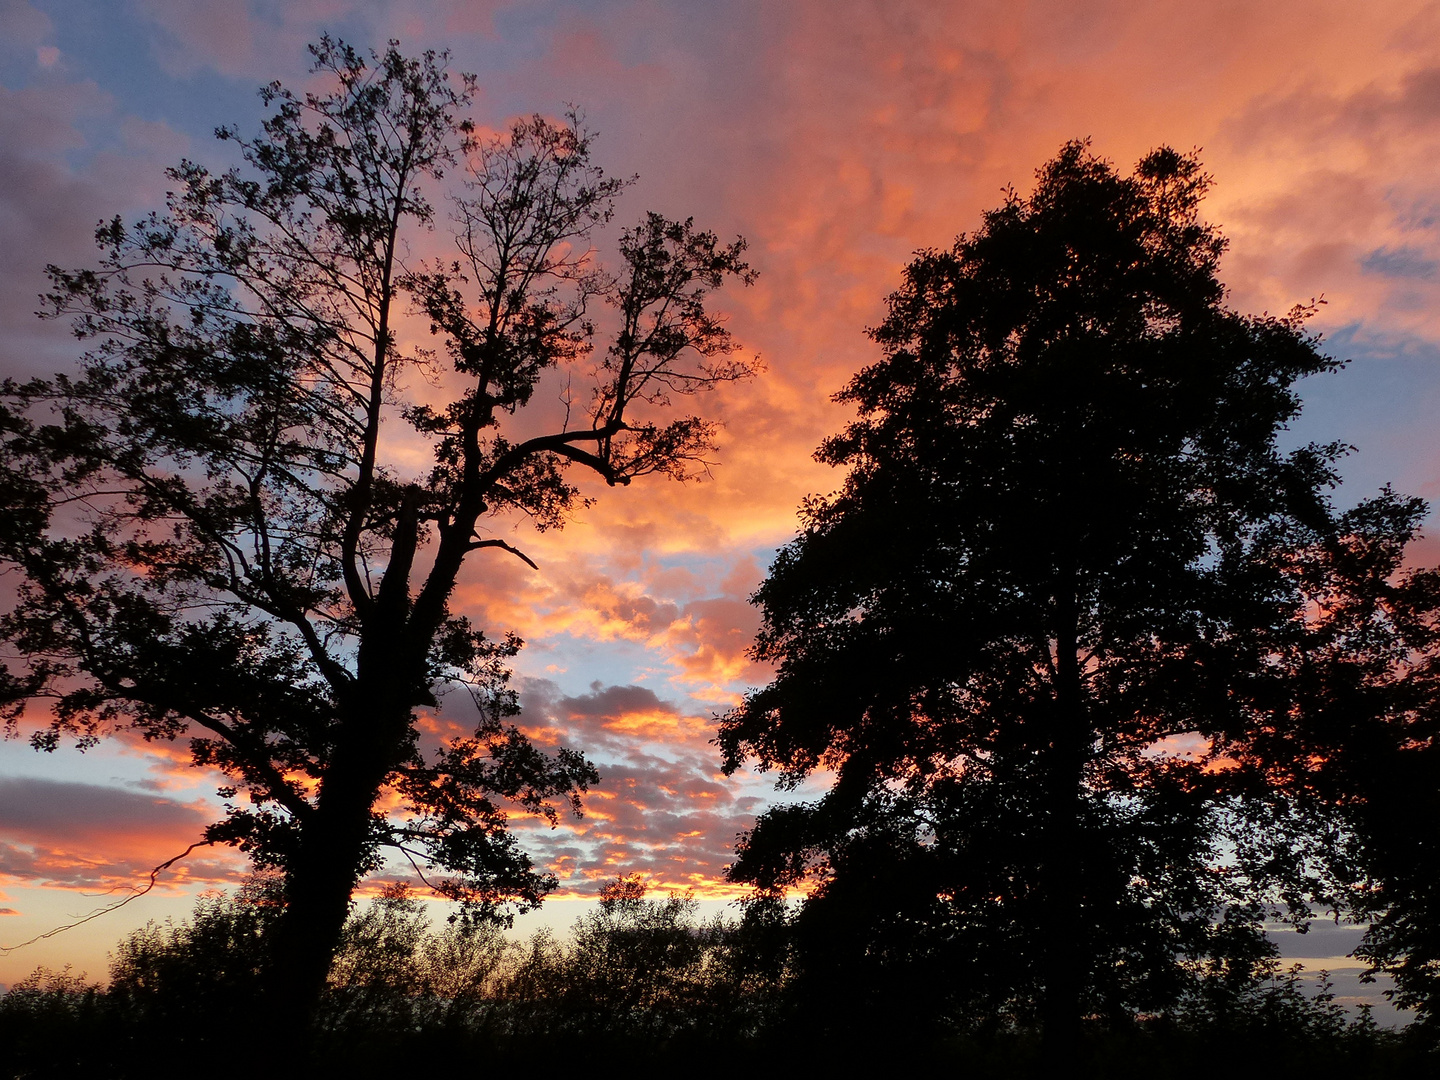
[104,873,281,1043]
[1349,736,1440,1030]
[1224,509,1440,1032]
[0,37,755,1044]
[718,141,1435,1052]
[496,875,788,1052]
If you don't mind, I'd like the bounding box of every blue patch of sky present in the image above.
[622,542,778,597]
[6,4,254,162]
[508,542,779,702]
[0,734,214,801]
[2,3,527,171]
[0,0,764,218]
[513,630,665,698]
[1282,321,1440,515]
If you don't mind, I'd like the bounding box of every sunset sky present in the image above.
[3,0,1439,1013]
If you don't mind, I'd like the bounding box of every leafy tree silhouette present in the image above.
[718,141,1437,1054]
[1349,737,1440,1031]
[0,37,755,1047]
[1230,490,1440,1033]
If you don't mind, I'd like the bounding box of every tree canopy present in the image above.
[718,141,1440,1045]
[0,37,756,1035]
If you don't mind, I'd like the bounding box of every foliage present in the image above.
[716,140,1440,1041]
[500,874,756,1043]
[1,880,1426,1079]
[1349,739,1440,1027]
[106,874,279,1034]
[0,878,780,1074]
[0,967,112,1080]
[0,36,756,1026]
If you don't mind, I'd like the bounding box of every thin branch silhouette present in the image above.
[0,840,215,954]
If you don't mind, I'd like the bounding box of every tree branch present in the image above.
[466,538,538,570]
[0,841,216,954]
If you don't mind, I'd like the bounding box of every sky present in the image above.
[2,0,1440,1016]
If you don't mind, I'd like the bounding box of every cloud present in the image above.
[0,75,192,382]
[132,0,355,79]
[1362,246,1439,281]
[7,0,1440,906]
[513,678,697,754]
[0,1,52,54]
[129,0,508,80]
[1206,49,1440,339]
[479,676,793,896]
[0,777,238,891]
[448,542,772,703]
[512,749,761,896]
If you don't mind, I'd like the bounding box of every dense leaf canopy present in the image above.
[719,142,1440,1034]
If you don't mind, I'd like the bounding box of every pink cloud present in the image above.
[0,777,241,892]
[486,677,775,895]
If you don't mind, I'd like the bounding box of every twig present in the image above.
[0,840,215,954]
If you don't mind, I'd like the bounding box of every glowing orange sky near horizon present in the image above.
[4,0,1440,994]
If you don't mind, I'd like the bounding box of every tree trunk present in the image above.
[1039,587,1087,1063]
[262,691,410,1061]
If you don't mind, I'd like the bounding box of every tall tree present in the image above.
[717,142,1430,1047]
[0,38,756,1036]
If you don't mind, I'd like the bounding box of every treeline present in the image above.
[1,877,1432,1078]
